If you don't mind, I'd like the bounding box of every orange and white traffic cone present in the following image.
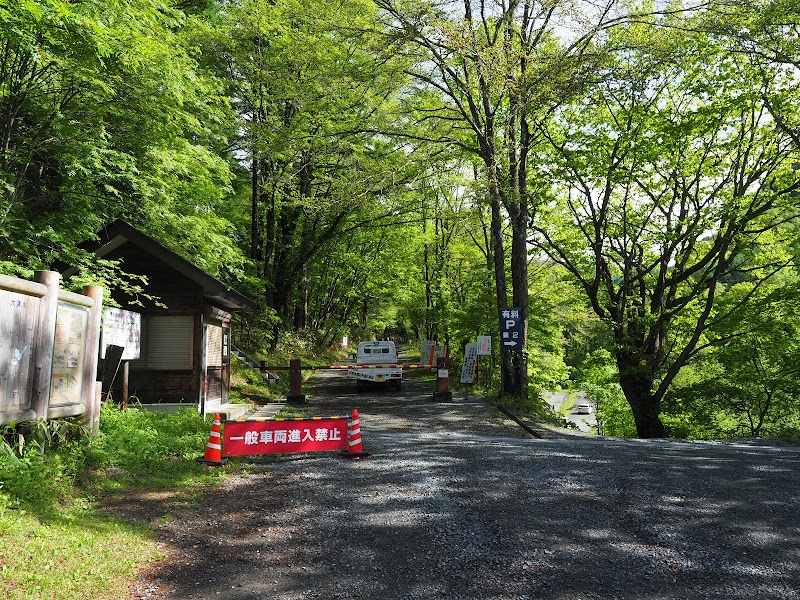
[197,413,229,466]
[340,409,371,460]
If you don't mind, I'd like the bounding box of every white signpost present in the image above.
[101,308,141,360]
[477,336,491,356]
[100,308,141,405]
[460,343,478,384]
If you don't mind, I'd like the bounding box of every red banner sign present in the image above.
[223,417,348,456]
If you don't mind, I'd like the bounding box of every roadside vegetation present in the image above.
[0,406,232,599]
[0,339,325,600]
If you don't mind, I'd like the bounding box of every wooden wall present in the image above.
[100,244,232,407]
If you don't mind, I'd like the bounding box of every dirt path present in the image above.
[117,369,800,599]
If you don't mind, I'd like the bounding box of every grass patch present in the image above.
[0,505,162,600]
[275,405,311,419]
[230,335,352,404]
[229,354,283,403]
[0,406,232,600]
[556,391,580,417]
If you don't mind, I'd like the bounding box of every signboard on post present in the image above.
[499,307,523,352]
[420,340,447,366]
[223,417,348,456]
[477,336,491,356]
[460,343,478,384]
[101,308,141,360]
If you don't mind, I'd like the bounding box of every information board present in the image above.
[101,307,141,360]
[460,343,478,384]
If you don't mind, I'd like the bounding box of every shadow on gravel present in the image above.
[129,368,800,600]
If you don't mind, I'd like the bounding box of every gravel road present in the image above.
[123,368,800,600]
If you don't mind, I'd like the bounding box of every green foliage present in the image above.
[665,275,800,440]
[0,419,89,511]
[215,0,416,342]
[87,405,213,475]
[0,405,225,513]
[229,354,286,402]
[529,12,800,436]
[571,349,637,437]
[0,504,161,600]
[0,0,241,286]
[0,405,227,600]
[485,389,555,423]
[0,441,76,510]
[268,333,350,370]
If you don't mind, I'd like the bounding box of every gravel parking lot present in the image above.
[123,369,800,600]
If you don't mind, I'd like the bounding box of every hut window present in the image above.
[144,316,193,369]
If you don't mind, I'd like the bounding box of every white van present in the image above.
[348,341,402,390]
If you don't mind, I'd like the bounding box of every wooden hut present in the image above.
[62,220,253,417]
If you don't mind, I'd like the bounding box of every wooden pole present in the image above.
[286,359,306,404]
[82,286,103,433]
[432,356,453,402]
[30,271,60,419]
[122,361,129,408]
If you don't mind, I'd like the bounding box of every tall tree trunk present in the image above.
[617,362,668,438]
[487,173,517,395]
[424,240,433,340]
[294,263,308,332]
[507,201,528,397]
[251,156,261,260]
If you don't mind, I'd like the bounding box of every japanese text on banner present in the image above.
[223,418,348,456]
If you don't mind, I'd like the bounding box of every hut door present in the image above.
[203,324,224,407]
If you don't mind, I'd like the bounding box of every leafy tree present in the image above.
[372,0,635,396]
[700,0,800,149]
[531,19,800,437]
[666,273,800,438]
[0,0,242,285]
[216,0,421,349]
[572,348,635,437]
[1,0,115,271]
[306,216,423,346]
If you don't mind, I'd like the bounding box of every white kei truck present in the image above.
[347,341,403,390]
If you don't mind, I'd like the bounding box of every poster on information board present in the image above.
[0,288,38,410]
[50,302,89,406]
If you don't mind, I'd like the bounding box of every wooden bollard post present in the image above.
[30,270,60,420]
[82,285,103,433]
[432,356,453,402]
[286,358,306,405]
